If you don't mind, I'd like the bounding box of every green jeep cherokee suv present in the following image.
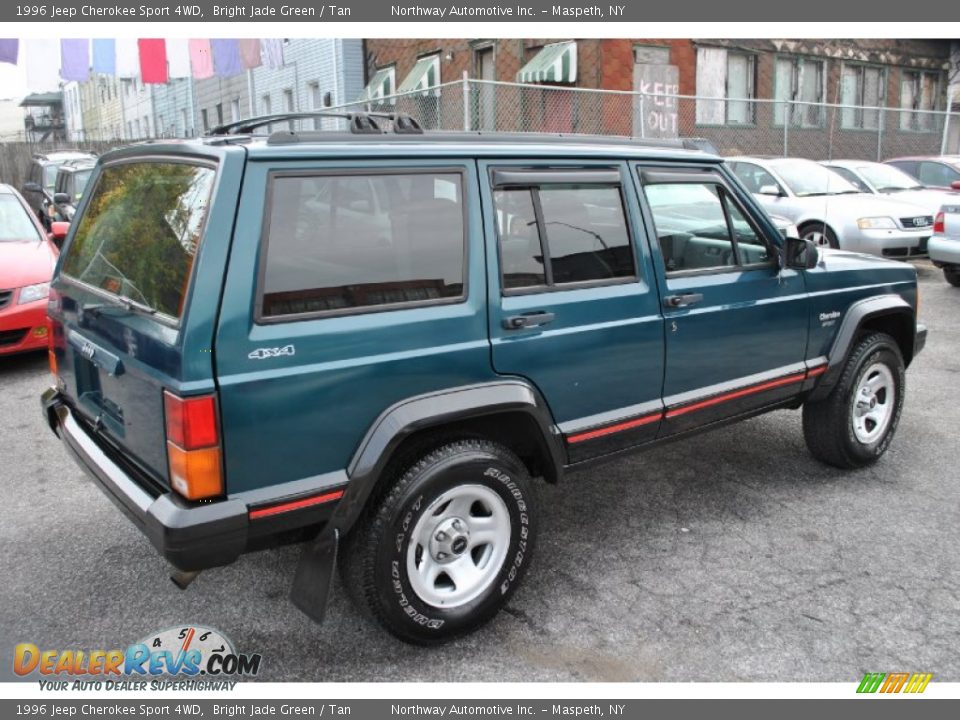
[41,114,926,644]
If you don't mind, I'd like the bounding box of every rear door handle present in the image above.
[503,312,556,330]
[665,293,704,308]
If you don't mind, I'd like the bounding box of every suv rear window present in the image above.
[61,161,215,320]
[260,171,465,318]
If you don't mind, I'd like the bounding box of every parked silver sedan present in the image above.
[929,203,960,287]
[820,159,959,217]
[728,156,934,257]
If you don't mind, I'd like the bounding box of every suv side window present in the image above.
[492,182,635,291]
[644,181,770,273]
[260,171,466,319]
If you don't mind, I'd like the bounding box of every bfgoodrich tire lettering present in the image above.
[802,332,905,468]
[339,439,536,644]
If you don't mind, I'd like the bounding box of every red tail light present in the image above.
[934,212,945,234]
[163,391,222,500]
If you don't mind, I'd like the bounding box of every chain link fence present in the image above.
[328,78,959,162]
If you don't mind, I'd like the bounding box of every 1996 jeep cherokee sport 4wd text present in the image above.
[41,117,927,644]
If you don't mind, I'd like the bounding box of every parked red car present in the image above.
[0,183,64,356]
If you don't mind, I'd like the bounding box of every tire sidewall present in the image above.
[801,224,838,249]
[840,342,905,462]
[372,448,534,640]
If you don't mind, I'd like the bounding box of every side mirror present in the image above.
[50,221,70,241]
[784,236,819,270]
[758,184,783,197]
[53,192,70,204]
[951,180,960,191]
[23,181,42,193]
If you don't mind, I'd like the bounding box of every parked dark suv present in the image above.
[41,113,926,644]
[21,150,97,230]
[51,158,97,225]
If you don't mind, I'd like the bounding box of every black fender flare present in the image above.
[808,294,916,401]
[332,380,564,535]
[290,380,564,623]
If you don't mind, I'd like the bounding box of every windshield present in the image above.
[772,160,860,196]
[0,196,43,242]
[61,161,215,319]
[856,164,923,192]
[73,169,93,199]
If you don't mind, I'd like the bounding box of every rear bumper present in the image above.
[41,388,345,572]
[928,235,960,266]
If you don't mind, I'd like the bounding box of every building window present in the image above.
[774,56,825,127]
[841,64,885,130]
[231,99,241,123]
[308,82,322,129]
[143,115,150,137]
[201,109,209,133]
[261,94,272,115]
[134,119,141,138]
[215,103,224,126]
[283,88,295,130]
[180,109,188,137]
[900,70,941,132]
[695,47,756,125]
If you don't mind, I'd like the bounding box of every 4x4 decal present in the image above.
[248,345,295,360]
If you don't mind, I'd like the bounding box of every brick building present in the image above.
[362,39,956,157]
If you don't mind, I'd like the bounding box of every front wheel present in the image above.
[800,223,839,249]
[339,439,537,644]
[802,332,905,468]
[944,266,960,287]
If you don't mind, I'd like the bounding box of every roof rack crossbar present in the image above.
[208,110,422,136]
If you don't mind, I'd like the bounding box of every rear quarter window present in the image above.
[61,160,215,320]
[259,171,466,319]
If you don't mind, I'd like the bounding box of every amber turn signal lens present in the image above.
[167,442,223,500]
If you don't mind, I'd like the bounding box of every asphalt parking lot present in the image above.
[1,259,957,683]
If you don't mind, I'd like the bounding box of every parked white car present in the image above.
[929,203,960,287]
[821,160,959,217]
[728,156,934,258]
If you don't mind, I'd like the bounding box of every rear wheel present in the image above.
[339,439,536,644]
[800,223,839,249]
[944,266,960,287]
[802,332,905,468]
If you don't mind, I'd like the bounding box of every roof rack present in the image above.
[208,111,423,137]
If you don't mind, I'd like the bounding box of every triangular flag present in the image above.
[92,39,115,75]
[138,39,168,84]
[239,39,262,70]
[25,39,60,92]
[212,39,242,78]
[116,37,139,77]
[0,39,18,65]
[60,39,90,82]
[167,38,191,78]
[189,39,214,80]
[261,39,284,70]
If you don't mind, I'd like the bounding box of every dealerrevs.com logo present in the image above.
[14,626,261,691]
[857,672,933,694]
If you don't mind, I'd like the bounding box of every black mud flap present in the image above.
[290,527,339,623]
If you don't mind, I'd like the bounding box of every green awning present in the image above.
[517,42,577,84]
[398,55,440,96]
[358,67,395,102]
